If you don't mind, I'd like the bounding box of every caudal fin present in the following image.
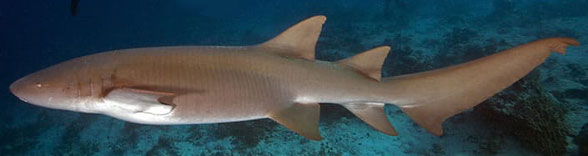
[385,38,579,135]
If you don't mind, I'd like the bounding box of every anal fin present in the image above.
[269,103,322,140]
[343,103,397,136]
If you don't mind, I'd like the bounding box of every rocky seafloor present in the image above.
[1,0,588,155]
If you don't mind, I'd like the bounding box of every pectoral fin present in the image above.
[104,88,175,115]
[269,103,322,140]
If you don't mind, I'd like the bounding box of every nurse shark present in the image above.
[10,16,580,140]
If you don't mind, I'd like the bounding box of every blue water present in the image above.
[1,0,588,155]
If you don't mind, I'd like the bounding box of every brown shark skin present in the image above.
[9,15,580,139]
[384,38,580,135]
[13,46,383,124]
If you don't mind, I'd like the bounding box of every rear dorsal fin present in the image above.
[269,103,322,140]
[338,46,390,81]
[258,16,326,60]
[343,103,397,136]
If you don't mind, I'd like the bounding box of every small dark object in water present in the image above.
[70,0,79,16]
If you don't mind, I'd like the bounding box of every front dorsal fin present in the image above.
[343,103,397,136]
[338,46,390,81]
[259,16,326,60]
[269,103,322,140]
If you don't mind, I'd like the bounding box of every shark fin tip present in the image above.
[343,103,398,136]
[338,46,390,81]
[269,103,322,140]
[258,16,327,61]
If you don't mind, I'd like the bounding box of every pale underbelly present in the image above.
[104,106,268,125]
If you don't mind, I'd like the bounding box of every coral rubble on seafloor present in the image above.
[575,123,588,155]
[474,71,570,155]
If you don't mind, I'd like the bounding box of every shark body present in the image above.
[10,16,580,140]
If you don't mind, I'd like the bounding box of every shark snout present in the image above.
[9,79,17,95]
[10,77,32,103]
[9,72,83,112]
[10,75,55,105]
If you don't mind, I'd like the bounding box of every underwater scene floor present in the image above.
[1,0,588,155]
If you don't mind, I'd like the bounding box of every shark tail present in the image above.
[259,16,579,139]
[384,38,579,136]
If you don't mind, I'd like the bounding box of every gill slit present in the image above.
[76,81,81,98]
[90,79,94,97]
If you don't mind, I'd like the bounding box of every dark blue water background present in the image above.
[1,0,587,155]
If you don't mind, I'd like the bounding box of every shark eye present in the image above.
[36,83,42,88]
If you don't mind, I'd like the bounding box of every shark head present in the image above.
[10,60,97,113]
